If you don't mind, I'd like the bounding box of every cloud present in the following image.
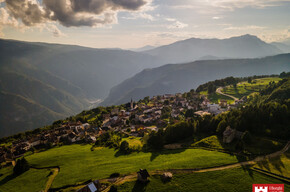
[2,0,151,27]
[165,18,188,29]
[46,24,66,37]
[170,0,290,13]
[212,16,221,20]
[224,25,266,30]
[122,12,154,21]
[167,21,188,29]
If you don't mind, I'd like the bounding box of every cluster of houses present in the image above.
[194,95,247,117]
[0,121,97,165]
[0,92,246,165]
[99,93,201,137]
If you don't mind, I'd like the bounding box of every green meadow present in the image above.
[0,167,49,192]
[222,77,281,99]
[117,167,290,192]
[14,144,240,189]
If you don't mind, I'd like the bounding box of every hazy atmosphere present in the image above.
[0,1,289,192]
[1,0,290,48]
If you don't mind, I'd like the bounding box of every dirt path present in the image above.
[101,141,290,190]
[44,167,59,192]
[216,87,239,101]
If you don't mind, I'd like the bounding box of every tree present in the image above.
[247,77,252,83]
[119,140,129,153]
[164,100,169,105]
[216,119,227,135]
[13,158,30,175]
[109,185,118,192]
[147,130,164,150]
[241,131,252,144]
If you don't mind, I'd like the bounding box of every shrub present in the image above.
[13,158,30,175]
[119,141,129,153]
[109,185,118,192]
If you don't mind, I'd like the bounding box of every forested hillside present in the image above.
[102,54,290,106]
[0,39,161,137]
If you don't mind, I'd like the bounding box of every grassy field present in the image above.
[222,77,281,99]
[191,135,284,156]
[254,153,290,178]
[122,136,143,148]
[117,167,290,192]
[191,135,224,150]
[0,167,49,192]
[18,144,240,189]
[200,91,235,104]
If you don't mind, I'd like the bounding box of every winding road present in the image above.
[216,87,239,101]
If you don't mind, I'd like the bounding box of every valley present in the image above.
[0,76,289,191]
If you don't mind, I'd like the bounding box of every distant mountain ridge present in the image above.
[101,54,290,106]
[0,34,286,137]
[143,34,282,63]
[0,39,162,137]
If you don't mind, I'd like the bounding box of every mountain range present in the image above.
[0,34,289,137]
[101,54,290,106]
[0,39,162,137]
[143,34,282,64]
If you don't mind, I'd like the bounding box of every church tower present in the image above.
[130,98,133,110]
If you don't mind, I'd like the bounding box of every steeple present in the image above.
[130,98,133,110]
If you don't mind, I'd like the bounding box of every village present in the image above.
[0,91,246,166]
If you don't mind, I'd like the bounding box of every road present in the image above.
[101,141,290,191]
[216,87,239,101]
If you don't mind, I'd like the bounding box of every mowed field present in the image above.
[117,167,290,192]
[0,144,240,190]
[200,91,235,104]
[222,77,281,99]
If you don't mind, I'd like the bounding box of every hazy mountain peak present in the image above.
[143,34,282,64]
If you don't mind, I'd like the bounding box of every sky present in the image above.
[0,0,290,49]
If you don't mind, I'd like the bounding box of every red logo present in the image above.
[253,184,284,192]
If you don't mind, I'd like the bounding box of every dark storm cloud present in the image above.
[4,0,149,27]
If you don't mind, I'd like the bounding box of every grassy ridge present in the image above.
[222,77,281,99]
[23,144,239,188]
[117,168,290,192]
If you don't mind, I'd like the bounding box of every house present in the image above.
[119,110,126,116]
[111,108,119,115]
[223,126,244,143]
[77,180,101,192]
[194,111,211,117]
[145,126,158,132]
[219,99,227,108]
[85,135,96,143]
[137,169,150,182]
[83,123,90,129]
[102,113,110,120]
[29,137,41,147]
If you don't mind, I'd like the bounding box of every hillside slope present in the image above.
[0,39,162,137]
[102,54,290,106]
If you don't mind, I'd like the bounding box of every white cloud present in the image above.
[45,24,66,37]
[171,0,290,13]
[122,12,154,21]
[224,25,267,30]
[212,16,221,20]
[167,21,188,29]
[165,18,188,29]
